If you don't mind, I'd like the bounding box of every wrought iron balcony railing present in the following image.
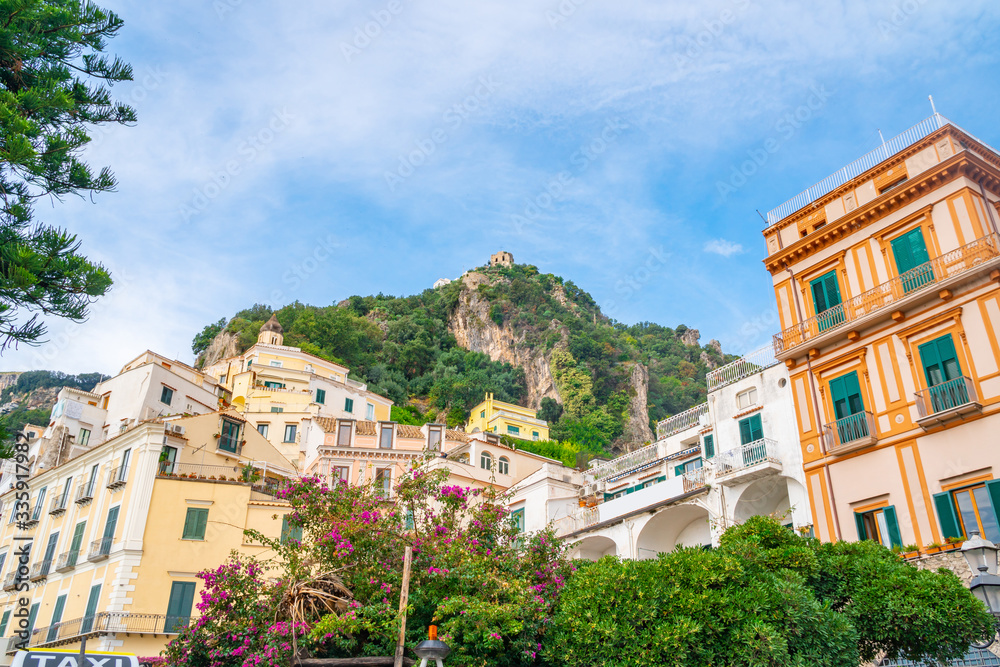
[655,402,709,440]
[824,411,877,454]
[715,438,781,478]
[75,479,97,504]
[28,560,51,581]
[706,344,780,392]
[49,494,69,516]
[24,611,191,649]
[589,442,660,482]
[55,549,80,573]
[775,233,1000,353]
[87,537,112,562]
[2,573,15,591]
[106,464,129,489]
[915,377,981,425]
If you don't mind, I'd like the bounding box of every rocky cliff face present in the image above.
[620,363,654,449]
[199,330,241,367]
[448,272,563,410]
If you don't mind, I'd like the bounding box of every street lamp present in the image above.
[413,625,450,667]
[961,531,1000,648]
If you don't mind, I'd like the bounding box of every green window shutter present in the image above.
[855,512,868,541]
[82,584,102,632]
[740,414,763,443]
[316,389,326,404]
[165,582,197,633]
[883,506,903,548]
[70,521,86,552]
[26,603,38,637]
[103,506,119,540]
[0,610,10,636]
[810,271,842,313]
[830,371,864,419]
[675,464,685,476]
[197,508,209,538]
[985,481,1000,535]
[892,227,931,274]
[919,335,962,386]
[48,595,67,640]
[183,508,208,540]
[704,434,714,459]
[280,515,302,544]
[811,276,829,314]
[933,491,962,540]
[738,418,752,445]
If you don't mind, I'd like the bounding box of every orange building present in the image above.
[761,114,1000,550]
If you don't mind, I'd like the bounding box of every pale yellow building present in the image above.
[203,315,393,469]
[465,393,549,441]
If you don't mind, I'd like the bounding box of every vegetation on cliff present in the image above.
[0,370,105,444]
[194,263,730,454]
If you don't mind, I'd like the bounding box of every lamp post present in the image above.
[961,531,1000,649]
[413,625,450,667]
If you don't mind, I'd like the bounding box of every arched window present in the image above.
[480,451,493,470]
[498,456,510,475]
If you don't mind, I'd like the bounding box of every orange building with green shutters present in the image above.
[760,114,1000,550]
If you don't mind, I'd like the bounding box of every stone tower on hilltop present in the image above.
[490,251,514,267]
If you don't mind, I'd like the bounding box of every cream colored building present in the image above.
[203,315,393,469]
[465,393,549,442]
[0,356,296,661]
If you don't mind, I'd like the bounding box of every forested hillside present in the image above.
[194,262,732,455]
[0,371,107,442]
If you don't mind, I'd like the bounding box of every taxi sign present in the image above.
[12,649,139,667]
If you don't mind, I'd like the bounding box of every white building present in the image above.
[511,344,812,560]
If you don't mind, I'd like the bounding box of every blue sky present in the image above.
[4,0,1000,374]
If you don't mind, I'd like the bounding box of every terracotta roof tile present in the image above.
[355,421,376,436]
[315,417,337,433]
[446,429,470,443]
[396,424,424,439]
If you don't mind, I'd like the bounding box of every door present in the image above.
[43,532,59,574]
[165,581,196,633]
[102,506,119,554]
[738,414,765,465]
[81,584,101,633]
[810,271,844,331]
[829,371,868,442]
[47,594,66,642]
[918,334,967,412]
[159,446,177,474]
[891,227,933,293]
[69,521,86,566]
[26,602,39,639]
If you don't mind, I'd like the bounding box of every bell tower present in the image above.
[257,313,284,346]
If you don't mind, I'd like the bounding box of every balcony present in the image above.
[590,442,661,482]
[55,550,80,573]
[775,233,1000,354]
[75,480,96,504]
[655,402,709,439]
[29,560,51,581]
[23,611,190,650]
[706,344,780,392]
[87,537,112,562]
[106,464,128,490]
[572,471,709,532]
[2,573,15,591]
[824,411,878,455]
[715,438,782,485]
[915,377,982,428]
[23,510,40,528]
[49,494,69,516]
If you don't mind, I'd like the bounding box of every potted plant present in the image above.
[902,544,920,559]
[942,536,964,551]
[213,433,221,439]
[924,542,942,554]
[208,475,216,481]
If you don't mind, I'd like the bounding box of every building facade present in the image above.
[465,393,549,442]
[511,347,811,559]
[761,114,1000,550]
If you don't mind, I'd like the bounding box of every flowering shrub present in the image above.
[165,461,574,667]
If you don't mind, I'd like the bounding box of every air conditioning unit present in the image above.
[166,424,186,436]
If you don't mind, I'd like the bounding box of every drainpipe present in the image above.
[787,267,842,541]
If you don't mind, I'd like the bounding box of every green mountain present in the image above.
[194,261,732,457]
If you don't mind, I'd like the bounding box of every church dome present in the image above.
[260,313,283,334]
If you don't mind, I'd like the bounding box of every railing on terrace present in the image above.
[915,377,980,419]
[823,411,877,454]
[2,574,15,591]
[159,462,245,480]
[655,402,709,440]
[681,466,709,493]
[490,409,549,427]
[715,439,781,477]
[765,114,948,227]
[25,611,190,649]
[775,233,1000,353]
[105,464,129,489]
[589,443,660,482]
[553,506,600,537]
[706,344,780,392]
[87,537,112,562]
[55,549,80,573]
[48,493,69,515]
[250,481,293,502]
[75,478,96,503]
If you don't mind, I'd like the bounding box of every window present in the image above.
[498,457,510,475]
[427,426,443,452]
[674,458,703,476]
[828,371,869,441]
[736,388,758,410]
[101,506,119,553]
[165,582,196,633]
[219,418,241,453]
[120,448,131,476]
[48,594,67,642]
[343,397,353,412]
[379,423,394,449]
[69,521,86,565]
[507,425,520,435]
[738,414,763,445]
[257,423,269,438]
[32,486,47,521]
[854,506,902,548]
[263,381,285,389]
[891,227,933,293]
[281,515,303,544]
[480,451,494,470]
[880,175,908,194]
[374,468,392,499]
[246,359,253,368]
[315,389,326,405]
[366,403,375,420]
[0,609,9,637]
[332,465,350,483]
[219,373,227,384]
[703,434,715,459]
[480,410,486,419]
[160,385,174,406]
[0,552,5,578]
[182,508,209,540]
[78,428,91,447]
[82,584,102,633]
[269,360,283,367]
[337,421,352,447]
[271,407,284,413]
[934,481,1000,543]
[26,603,39,640]
[918,334,969,412]
[283,424,297,443]
[809,270,844,331]
[511,508,525,533]
[532,431,539,440]
[86,464,99,495]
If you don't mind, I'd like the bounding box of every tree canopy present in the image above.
[0,0,135,350]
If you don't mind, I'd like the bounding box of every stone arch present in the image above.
[635,504,711,559]
[732,476,792,524]
[573,535,618,561]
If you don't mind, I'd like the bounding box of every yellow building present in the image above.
[202,315,393,469]
[0,382,296,660]
[465,393,549,441]
[761,114,1000,550]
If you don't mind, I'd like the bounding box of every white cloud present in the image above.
[703,238,745,257]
